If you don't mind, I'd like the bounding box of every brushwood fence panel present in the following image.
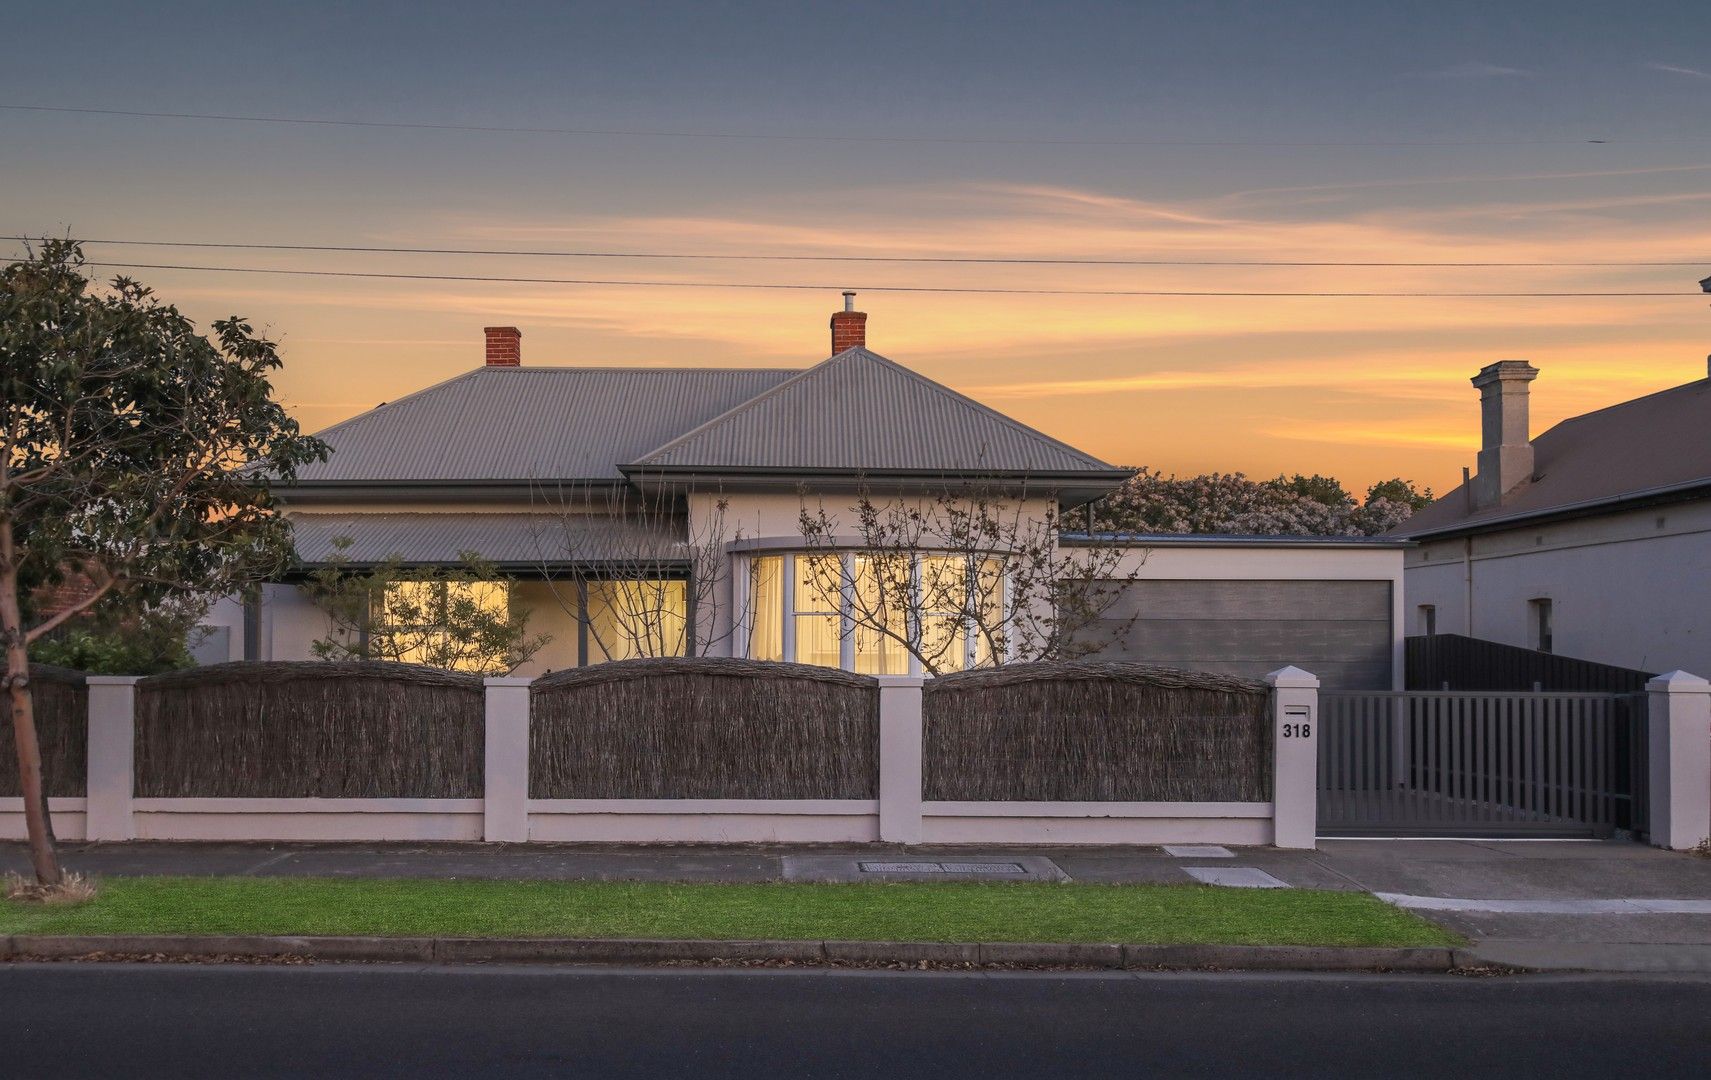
[0,665,87,798]
[923,661,1271,802]
[134,661,485,798]
[529,657,879,800]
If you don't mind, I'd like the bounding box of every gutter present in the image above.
[1396,476,1711,542]
[1059,533,1413,550]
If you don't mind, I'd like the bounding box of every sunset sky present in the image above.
[4,1,1709,494]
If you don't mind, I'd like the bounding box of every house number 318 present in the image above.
[1282,722,1312,738]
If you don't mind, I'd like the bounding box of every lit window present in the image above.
[748,556,784,662]
[748,552,1006,675]
[793,555,843,668]
[853,554,910,675]
[380,580,510,671]
[586,579,687,661]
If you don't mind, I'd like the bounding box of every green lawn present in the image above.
[0,877,1457,947]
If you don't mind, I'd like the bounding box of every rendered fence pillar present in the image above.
[483,677,533,843]
[1646,670,1711,851]
[877,676,925,845]
[1265,666,1320,850]
[85,676,140,842]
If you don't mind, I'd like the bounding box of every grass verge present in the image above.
[0,877,1458,947]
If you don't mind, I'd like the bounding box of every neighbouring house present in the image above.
[1392,356,1711,676]
[200,297,1404,687]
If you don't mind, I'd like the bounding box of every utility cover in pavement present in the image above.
[1183,867,1289,889]
[1163,845,1235,859]
[783,854,1068,883]
[857,861,1027,875]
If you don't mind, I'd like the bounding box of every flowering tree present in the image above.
[1094,469,1431,537]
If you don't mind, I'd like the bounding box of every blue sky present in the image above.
[5,1,1710,489]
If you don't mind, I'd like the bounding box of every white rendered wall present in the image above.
[0,798,86,842]
[1405,498,1711,674]
[197,596,248,662]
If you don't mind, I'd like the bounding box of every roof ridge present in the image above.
[474,365,803,374]
[849,349,1118,470]
[628,346,1118,471]
[626,348,858,466]
[1543,373,1710,433]
[304,367,486,440]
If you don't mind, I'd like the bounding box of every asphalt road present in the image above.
[2,963,1708,1078]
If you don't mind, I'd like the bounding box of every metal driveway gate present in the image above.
[1317,691,1649,838]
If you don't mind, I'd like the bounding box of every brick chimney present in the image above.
[484,326,522,366]
[1469,359,1539,510]
[830,291,866,353]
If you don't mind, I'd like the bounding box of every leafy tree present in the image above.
[1365,477,1434,512]
[1274,473,1355,511]
[27,602,202,676]
[301,540,550,675]
[1,241,326,886]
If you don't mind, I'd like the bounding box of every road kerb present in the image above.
[3,935,1461,972]
[1122,944,1460,971]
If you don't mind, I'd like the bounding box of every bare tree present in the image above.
[796,480,1143,675]
[1,242,325,885]
[529,482,748,660]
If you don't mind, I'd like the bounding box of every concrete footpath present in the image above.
[5,837,1710,973]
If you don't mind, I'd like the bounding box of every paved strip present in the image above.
[1182,867,1289,889]
[1377,893,1711,915]
[1162,845,1234,858]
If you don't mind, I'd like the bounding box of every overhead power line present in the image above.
[31,259,1698,298]
[8,237,1707,269]
[0,102,1678,148]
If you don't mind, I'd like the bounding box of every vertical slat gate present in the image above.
[1317,690,1645,838]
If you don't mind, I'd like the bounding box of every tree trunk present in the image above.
[0,544,62,886]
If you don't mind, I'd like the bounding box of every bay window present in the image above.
[747,552,1005,675]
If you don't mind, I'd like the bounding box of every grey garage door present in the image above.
[1077,579,1394,691]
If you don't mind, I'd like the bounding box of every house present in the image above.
[1391,356,1711,676]
[201,297,1404,688]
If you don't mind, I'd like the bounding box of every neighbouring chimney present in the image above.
[1469,359,1539,510]
[484,326,522,366]
[830,291,867,353]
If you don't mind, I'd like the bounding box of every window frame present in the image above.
[374,578,513,670]
[1529,597,1553,654]
[748,551,1008,675]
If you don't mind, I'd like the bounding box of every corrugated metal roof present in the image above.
[292,367,798,483]
[289,513,686,567]
[1394,375,1711,538]
[631,348,1123,476]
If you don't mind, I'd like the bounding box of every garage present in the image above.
[1064,536,1406,691]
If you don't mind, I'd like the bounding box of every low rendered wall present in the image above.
[2,659,1324,848]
